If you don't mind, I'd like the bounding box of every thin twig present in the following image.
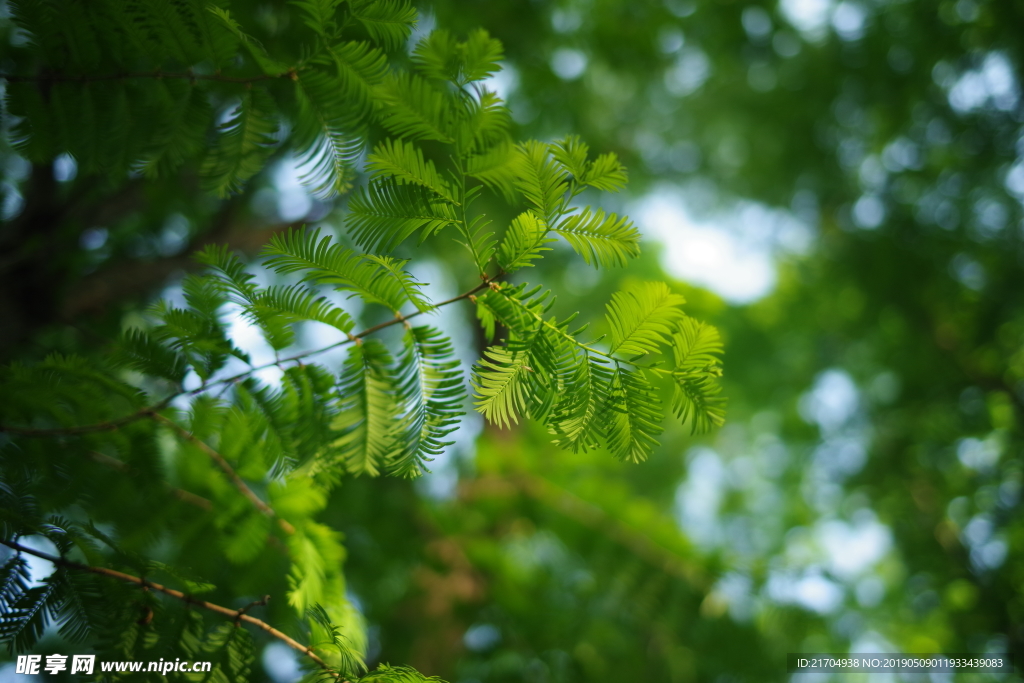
[0,280,492,438]
[0,539,341,679]
[149,414,295,535]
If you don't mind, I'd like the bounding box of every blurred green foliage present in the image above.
[1,0,1023,681]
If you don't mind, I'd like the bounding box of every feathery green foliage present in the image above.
[0,3,724,679]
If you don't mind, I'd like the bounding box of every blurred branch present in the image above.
[149,413,296,535]
[0,538,343,680]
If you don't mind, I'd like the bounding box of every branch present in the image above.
[149,414,295,535]
[0,279,493,438]
[0,539,343,680]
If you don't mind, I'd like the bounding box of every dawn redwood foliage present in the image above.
[0,1,723,680]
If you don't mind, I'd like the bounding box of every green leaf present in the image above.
[605,281,687,357]
[197,245,295,350]
[350,0,418,51]
[498,210,554,273]
[293,68,365,197]
[292,0,343,37]
[459,29,504,83]
[670,317,726,434]
[331,340,399,476]
[554,207,641,268]
[199,90,279,197]
[151,280,245,380]
[207,7,286,74]
[325,41,389,114]
[514,141,568,224]
[390,326,465,477]
[306,604,366,677]
[410,30,460,83]
[584,151,629,192]
[112,329,189,383]
[461,90,512,152]
[251,284,356,335]
[472,341,538,429]
[362,255,436,313]
[412,29,503,85]
[550,135,590,180]
[465,140,519,202]
[374,72,454,143]
[549,354,613,452]
[367,138,457,202]
[347,181,458,253]
[261,228,429,314]
[357,664,448,682]
[137,82,211,178]
[202,622,254,683]
[602,367,663,463]
[286,522,346,613]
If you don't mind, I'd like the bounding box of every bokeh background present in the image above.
[1,0,1022,681]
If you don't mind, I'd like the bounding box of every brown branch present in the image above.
[0,70,295,85]
[0,539,341,679]
[0,279,493,439]
[149,414,295,535]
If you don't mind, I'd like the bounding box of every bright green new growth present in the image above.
[0,1,724,680]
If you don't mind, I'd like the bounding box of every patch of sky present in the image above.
[663,48,710,96]
[947,52,1020,115]
[262,642,302,683]
[815,510,892,582]
[779,0,833,42]
[633,186,813,303]
[485,62,520,101]
[765,567,845,614]
[80,227,109,251]
[708,572,756,621]
[950,252,986,291]
[53,153,77,183]
[406,10,435,52]
[1,153,30,220]
[831,2,867,42]
[3,535,57,588]
[799,369,859,434]
[742,6,772,41]
[674,447,728,549]
[550,7,582,34]
[658,27,684,54]
[957,435,1001,472]
[852,194,885,229]
[550,48,588,81]
[157,213,191,256]
[464,624,501,651]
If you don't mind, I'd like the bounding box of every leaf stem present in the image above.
[0,539,344,680]
[498,290,619,362]
[0,280,492,438]
[149,413,295,535]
